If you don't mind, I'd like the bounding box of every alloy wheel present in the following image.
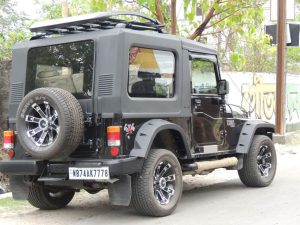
[25,101,59,147]
[153,161,176,205]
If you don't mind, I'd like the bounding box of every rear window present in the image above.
[26,40,94,98]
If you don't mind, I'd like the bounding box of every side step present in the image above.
[181,162,198,172]
[183,157,238,175]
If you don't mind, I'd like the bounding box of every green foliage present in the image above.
[192,59,214,73]
[0,30,30,60]
[35,0,134,18]
[177,0,281,73]
[35,0,62,19]
[287,47,300,62]
[239,33,276,73]
[184,0,197,21]
[230,52,245,71]
[0,0,21,37]
[286,47,300,74]
[1,0,298,74]
[0,0,29,60]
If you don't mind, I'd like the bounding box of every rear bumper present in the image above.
[0,157,144,176]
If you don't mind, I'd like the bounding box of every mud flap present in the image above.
[9,175,29,200]
[237,156,244,170]
[108,175,131,206]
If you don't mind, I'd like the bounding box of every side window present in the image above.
[191,59,217,94]
[128,47,175,98]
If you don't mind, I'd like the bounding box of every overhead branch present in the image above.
[201,28,228,36]
[155,0,165,25]
[188,0,221,40]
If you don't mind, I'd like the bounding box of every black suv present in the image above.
[0,12,277,217]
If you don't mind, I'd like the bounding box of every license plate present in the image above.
[69,167,110,180]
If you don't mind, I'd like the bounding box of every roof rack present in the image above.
[30,11,165,40]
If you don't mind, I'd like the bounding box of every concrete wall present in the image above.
[222,72,300,132]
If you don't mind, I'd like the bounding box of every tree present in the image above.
[188,0,221,40]
[0,0,29,60]
[35,0,126,18]
[184,0,267,40]
[31,0,285,73]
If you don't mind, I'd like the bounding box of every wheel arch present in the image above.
[236,120,275,154]
[129,119,191,159]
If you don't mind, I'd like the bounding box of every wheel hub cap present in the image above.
[153,161,176,205]
[39,119,48,130]
[25,101,60,147]
[159,177,167,189]
[257,145,272,177]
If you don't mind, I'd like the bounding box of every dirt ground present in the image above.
[0,144,299,225]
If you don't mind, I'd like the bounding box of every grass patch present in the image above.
[0,197,29,208]
[0,197,32,218]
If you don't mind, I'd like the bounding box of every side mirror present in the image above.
[218,79,229,96]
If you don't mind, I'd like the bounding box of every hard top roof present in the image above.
[30,11,164,39]
[28,11,216,55]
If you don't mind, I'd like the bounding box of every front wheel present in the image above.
[238,135,277,187]
[131,149,183,217]
[27,184,75,210]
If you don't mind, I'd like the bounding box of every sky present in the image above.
[15,0,41,19]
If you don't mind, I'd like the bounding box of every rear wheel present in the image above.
[238,135,277,187]
[27,184,75,210]
[131,149,182,217]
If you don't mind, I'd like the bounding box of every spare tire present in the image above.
[16,88,84,159]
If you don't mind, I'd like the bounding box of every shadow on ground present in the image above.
[0,175,247,225]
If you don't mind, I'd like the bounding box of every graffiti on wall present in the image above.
[241,75,300,123]
[287,85,300,122]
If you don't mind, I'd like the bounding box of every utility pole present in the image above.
[275,0,287,135]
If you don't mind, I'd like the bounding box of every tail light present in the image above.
[3,131,15,159]
[3,130,14,149]
[7,149,15,158]
[107,126,121,147]
[110,147,119,157]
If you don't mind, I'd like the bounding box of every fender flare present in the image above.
[129,119,191,158]
[236,120,275,154]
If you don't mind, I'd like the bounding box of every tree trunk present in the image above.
[170,0,177,35]
[189,0,221,40]
[155,0,165,25]
[62,0,69,18]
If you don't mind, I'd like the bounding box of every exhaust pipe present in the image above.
[184,157,238,175]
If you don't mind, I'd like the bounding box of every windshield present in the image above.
[26,40,94,98]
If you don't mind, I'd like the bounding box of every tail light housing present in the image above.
[3,130,14,149]
[107,126,120,157]
[107,126,121,147]
[2,130,15,159]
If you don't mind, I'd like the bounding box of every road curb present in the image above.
[274,131,300,145]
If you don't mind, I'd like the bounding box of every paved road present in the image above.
[0,145,300,225]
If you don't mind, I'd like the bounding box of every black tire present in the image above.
[131,149,183,217]
[27,184,75,210]
[238,135,277,187]
[16,88,84,159]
